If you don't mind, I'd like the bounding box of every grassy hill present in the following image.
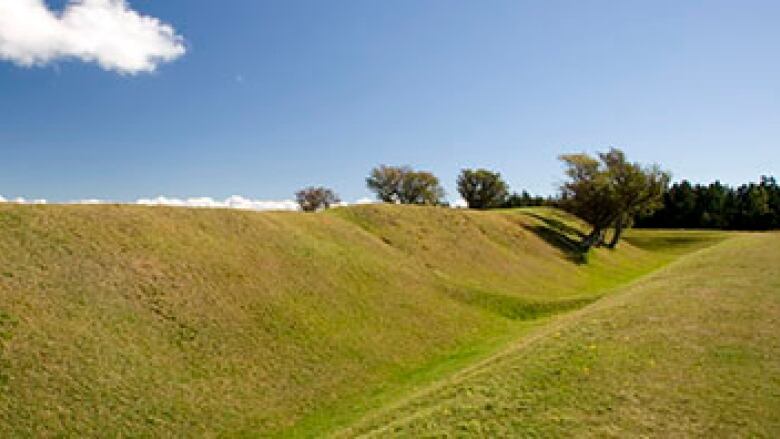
[337,232,780,437]
[0,204,730,436]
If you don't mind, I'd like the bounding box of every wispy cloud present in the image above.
[0,194,383,211]
[0,196,48,204]
[0,0,185,74]
[135,195,300,211]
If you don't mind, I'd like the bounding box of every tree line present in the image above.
[295,148,777,251]
[635,177,780,230]
[297,166,554,212]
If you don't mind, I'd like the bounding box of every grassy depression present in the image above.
[0,204,730,436]
[339,232,779,437]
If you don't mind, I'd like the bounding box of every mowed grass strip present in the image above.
[340,232,780,438]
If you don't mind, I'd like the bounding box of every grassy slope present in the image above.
[0,204,726,436]
[339,232,780,437]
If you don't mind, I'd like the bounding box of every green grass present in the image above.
[0,204,734,436]
[337,232,780,437]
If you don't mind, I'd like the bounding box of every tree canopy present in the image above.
[295,186,340,212]
[636,176,780,230]
[457,168,509,209]
[559,148,670,249]
[367,165,444,205]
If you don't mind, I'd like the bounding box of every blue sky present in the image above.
[1,0,779,203]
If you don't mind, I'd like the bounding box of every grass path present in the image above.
[337,233,780,437]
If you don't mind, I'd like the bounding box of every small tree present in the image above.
[399,170,445,205]
[366,165,408,203]
[366,165,444,205]
[457,169,509,209]
[295,186,340,212]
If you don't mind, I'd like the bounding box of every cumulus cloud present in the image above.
[0,0,185,74]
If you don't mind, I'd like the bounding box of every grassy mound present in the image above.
[339,232,780,437]
[0,204,727,436]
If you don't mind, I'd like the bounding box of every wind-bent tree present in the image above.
[559,153,619,250]
[599,149,670,248]
[457,168,509,209]
[559,148,669,250]
[295,186,340,212]
[367,165,444,205]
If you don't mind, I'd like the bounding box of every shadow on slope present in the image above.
[501,210,589,264]
[444,286,600,320]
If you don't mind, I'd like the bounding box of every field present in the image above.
[0,204,773,436]
[338,232,780,437]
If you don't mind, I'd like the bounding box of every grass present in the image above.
[337,232,780,437]
[0,204,736,436]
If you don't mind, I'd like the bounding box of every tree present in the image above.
[366,165,409,203]
[559,153,618,250]
[599,149,670,248]
[456,169,509,209]
[295,186,340,212]
[399,170,445,205]
[366,165,444,205]
[559,148,669,250]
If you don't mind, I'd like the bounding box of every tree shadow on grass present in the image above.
[521,213,589,264]
[524,212,586,240]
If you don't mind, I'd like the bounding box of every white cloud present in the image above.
[451,198,468,208]
[0,194,406,211]
[0,0,185,74]
[0,196,48,204]
[354,197,377,205]
[135,195,301,212]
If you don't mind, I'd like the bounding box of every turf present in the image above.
[337,232,780,437]
[0,204,735,436]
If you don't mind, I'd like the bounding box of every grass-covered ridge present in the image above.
[339,233,780,437]
[0,204,728,436]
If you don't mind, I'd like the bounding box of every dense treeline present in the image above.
[636,176,780,230]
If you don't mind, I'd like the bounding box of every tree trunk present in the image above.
[581,227,602,251]
[607,220,624,249]
[597,229,607,247]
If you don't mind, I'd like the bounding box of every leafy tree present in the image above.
[599,149,670,248]
[295,186,340,212]
[559,153,618,249]
[559,148,669,250]
[366,165,444,205]
[457,169,509,209]
[399,171,445,205]
[366,165,409,203]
